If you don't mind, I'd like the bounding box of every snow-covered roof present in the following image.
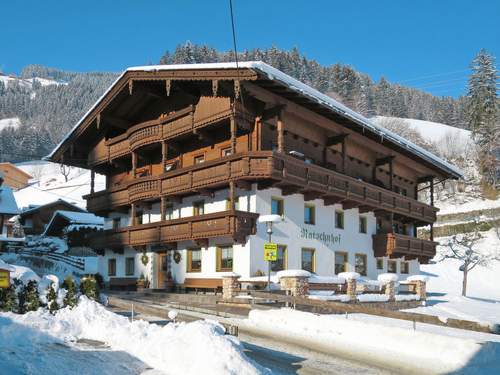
[0,186,19,215]
[47,61,463,179]
[19,198,85,217]
[43,210,104,236]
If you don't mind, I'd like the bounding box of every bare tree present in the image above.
[60,163,71,183]
[440,222,500,296]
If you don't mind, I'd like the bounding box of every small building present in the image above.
[43,210,104,248]
[0,163,32,190]
[0,173,22,251]
[19,199,86,236]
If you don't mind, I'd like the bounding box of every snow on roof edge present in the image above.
[46,61,462,178]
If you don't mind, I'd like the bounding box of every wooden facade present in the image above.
[0,163,32,191]
[49,63,461,264]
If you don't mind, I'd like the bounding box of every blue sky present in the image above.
[2,0,499,97]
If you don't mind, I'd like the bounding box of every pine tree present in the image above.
[466,49,499,185]
[47,284,59,314]
[0,285,17,312]
[62,276,78,308]
[23,280,40,312]
[79,276,100,301]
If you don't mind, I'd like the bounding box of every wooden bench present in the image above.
[179,278,223,294]
[309,282,346,293]
[108,277,138,291]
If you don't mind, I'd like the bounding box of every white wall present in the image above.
[98,246,155,282]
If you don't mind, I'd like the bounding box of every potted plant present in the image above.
[137,273,146,291]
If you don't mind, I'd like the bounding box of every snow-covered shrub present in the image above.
[47,284,59,314]
[79,276,100,301]
[93,273,104,289]
[62,276,78,308]
[0,284,17,312]
[18,280,40,313]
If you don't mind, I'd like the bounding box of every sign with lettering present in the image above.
[264,243,278,261]
[300,228,341,247]
[0,269,10,289]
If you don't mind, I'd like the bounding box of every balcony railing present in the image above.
[372,233,437,263]
[85,151,438,223]
[89,210,258,248]
[88,101,252,166]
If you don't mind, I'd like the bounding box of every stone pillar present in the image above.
[346,279,357,301]
[415,280,427,300]
[222,274,240,300]
[279,276,309,297]
[385,281,396,302]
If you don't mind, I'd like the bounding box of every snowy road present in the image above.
[108,305,396,375]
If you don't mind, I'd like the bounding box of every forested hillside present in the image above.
[0,43,468,162]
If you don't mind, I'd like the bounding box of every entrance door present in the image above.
[157,253,170,289]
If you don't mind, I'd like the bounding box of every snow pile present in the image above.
[309,275,345,284]
[337,271,360,281]
[406,275,429,282]
[308,293,351,302]
[377,273,398,284]
[9,264,40,284]
[276,269,311,278]
[1,297,264,375]
[242,308,500,374]
[356,294,390,303]
[395,294,420,302]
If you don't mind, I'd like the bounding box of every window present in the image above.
[194,154,205,164]
[271,245,287,272]
[187,249,202,273]
[388,260,397,273]
[355,254,367,276]
[335,252,348,274]
[135,210,143,225]
[335,211,344,229]
[222,148,232,157]
[165,204,174,220]
[193,200,205,216]
[376,258,384,270]
[401,261,409,274]
[271,197,284,217]
[359,216,367,234]
[108,259,116,276]
[304,204,315,225]
[125,257,135,276]
[401,188,408,197]
[301,248,315,273]
[217,246,233,272]
[112,217,120,230]
[376,218,382,234]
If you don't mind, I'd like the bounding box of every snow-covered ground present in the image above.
[14,161,105,209]
[0,74,65,89]
[240,308,500,374]
[0,117,21,131]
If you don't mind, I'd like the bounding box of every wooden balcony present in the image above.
[372,233,437,263]
[88,100,252,166]
[89,210,258,248]
[85,151,438,223]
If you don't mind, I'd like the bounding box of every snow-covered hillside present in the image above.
[0,73,66,89]
[14,161,104,210]
[0,117,21,131]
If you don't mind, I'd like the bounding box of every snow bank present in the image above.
[9,264,40,284]
[309,275,345,284]
[276,269,311,278]
[308,294,351,302]
[242,308,500,374]
[395,294,420,302]
[377,273,398,284]
[4,297,264,375]
[337,271,360,281]
[406,275,429,282]
[356,294,390,303]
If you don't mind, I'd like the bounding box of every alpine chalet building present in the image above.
[48,62,462,289]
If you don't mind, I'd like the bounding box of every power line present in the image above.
[397,69,470,84]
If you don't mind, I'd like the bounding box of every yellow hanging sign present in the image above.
[264,243,278,261]
[0,269,10,289]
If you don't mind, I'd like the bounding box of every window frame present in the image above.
[335,210,344,229]
[359,216,367,234]
[270,244,287,272]
[216,246,233,272]
[112,217,121,230]
[401,261,409,274]
[125,257,135,276]
[193,200,205,216]
[194,154,205,164]
[334,251,348,274]
[304,204,316,225]
[187,248,202,273]
[388,260,397,273]
[376,257,384,270]
[221,147,232,157]
[108,258,116,277]
[271,197,284,217]
[354,253,368,276]
[301,247,316,273]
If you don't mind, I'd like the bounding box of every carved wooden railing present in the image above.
[372,233,437,262]
[89,210,258,248]
[85,151,438,223]
[89,100,252,166]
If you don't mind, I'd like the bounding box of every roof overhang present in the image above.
[46,61,463,180]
